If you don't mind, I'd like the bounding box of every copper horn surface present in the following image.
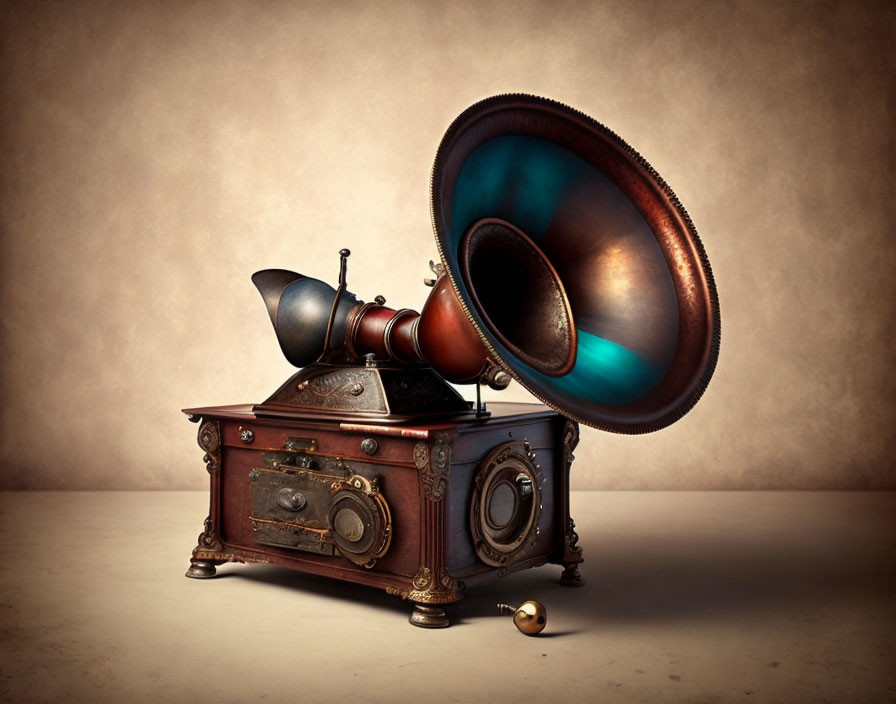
[430,93,720,434]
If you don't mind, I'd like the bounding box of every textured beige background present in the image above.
[1,0,894,490]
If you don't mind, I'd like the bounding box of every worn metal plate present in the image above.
[249,466,338,553]
[250,518,335,555]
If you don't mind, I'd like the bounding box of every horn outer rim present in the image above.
[429,93,721,435]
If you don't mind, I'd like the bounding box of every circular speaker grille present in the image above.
[470,441,542,567]
[334,507,365,543]
[328,494,377,555]
[487,480,518,528]
[326,478,392,567]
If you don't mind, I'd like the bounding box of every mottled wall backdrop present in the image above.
[1,0,894,489]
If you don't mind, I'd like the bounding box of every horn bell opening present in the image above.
[459,218,576,377]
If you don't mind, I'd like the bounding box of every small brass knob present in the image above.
[498,600,547,635]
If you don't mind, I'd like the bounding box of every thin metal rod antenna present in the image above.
[319,248,350,361]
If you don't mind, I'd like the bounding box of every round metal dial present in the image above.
[327,475,392,567]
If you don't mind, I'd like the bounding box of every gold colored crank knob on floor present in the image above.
[497,600,547,635]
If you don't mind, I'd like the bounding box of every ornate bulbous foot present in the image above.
[185,560,218,579]
[409,603,450,628]
[559,564,585,587]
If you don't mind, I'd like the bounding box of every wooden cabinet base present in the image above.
[183,401,583,628]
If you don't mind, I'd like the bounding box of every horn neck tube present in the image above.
[253,225,576,390]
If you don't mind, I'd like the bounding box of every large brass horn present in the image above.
[254,94,720,433]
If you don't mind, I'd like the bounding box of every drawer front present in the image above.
[221,422,418,467]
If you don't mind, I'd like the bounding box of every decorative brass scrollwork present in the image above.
[415,432,454,501]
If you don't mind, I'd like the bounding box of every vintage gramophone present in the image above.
[183,94,720,628]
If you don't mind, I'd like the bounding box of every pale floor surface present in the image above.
[0,492,893,704]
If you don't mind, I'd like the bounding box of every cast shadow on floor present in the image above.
[204,519,893,630]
